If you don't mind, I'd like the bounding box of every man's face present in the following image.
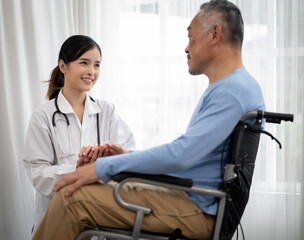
[185,13,212,75]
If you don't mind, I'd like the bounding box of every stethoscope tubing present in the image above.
[53,95,70,126]
[52,95,100,146]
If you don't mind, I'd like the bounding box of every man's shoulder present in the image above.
[202,68,264,110]
[228,68,256,84]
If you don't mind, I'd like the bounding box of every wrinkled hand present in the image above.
[53,162,99,197]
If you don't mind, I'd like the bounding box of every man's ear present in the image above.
[58,59,66,74]
[210,24,222,44]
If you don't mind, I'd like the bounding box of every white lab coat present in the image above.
[22,90,135,233]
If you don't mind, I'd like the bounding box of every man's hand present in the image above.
[102,143,130,156]
[53,162,99,197]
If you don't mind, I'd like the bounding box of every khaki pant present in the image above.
[33,181,215,240]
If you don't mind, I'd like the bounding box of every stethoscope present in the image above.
[52,95,100,158]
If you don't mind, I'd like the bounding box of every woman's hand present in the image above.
[77,144,103,168]
[77,145,93,168]
[76,143,130,168]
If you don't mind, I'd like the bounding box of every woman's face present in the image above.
[60,47,101,94]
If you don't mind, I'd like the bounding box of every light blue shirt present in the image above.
[95,68,265,215]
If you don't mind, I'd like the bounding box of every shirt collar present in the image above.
[57,90,74,114]
[57,90,101,115]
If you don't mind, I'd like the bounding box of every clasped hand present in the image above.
[77,143,129,168]
[53,143,130,196]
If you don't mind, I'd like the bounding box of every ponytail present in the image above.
[46,65,64,100]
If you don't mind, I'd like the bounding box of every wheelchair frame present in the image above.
[76,111,293,240]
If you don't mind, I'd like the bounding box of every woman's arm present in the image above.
[22,110,76,197]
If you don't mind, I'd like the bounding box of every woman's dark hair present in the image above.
[47,35,102,100]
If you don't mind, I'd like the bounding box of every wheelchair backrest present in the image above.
[219,118,261,240]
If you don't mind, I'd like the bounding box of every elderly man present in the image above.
[33,1,265,239]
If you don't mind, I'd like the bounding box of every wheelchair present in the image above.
[75,110,293,240]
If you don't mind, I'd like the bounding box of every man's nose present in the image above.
[185,45,189,54]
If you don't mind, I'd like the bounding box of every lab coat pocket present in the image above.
[53,118,73,159]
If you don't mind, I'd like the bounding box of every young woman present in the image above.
[22,35,135,233]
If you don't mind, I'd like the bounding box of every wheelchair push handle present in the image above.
[241,110,294,123]
[263,111,293,122]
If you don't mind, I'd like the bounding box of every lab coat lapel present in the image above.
[82,94,102,130]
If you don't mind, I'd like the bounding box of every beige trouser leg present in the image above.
[33,182,215,240]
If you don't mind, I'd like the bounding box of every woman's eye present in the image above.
[80,61,88,65]
[95,63,100,68]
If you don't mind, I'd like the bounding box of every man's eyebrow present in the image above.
[187,26,191,31]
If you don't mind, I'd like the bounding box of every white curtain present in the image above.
[0,0,302,240]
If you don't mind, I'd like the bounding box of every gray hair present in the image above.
[199,0,244,48]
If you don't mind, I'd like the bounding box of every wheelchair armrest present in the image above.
[112,172,226,203]
[113,172,193,188]
[111,172,227,240]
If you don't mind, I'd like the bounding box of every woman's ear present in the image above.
[58,59,66,74]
